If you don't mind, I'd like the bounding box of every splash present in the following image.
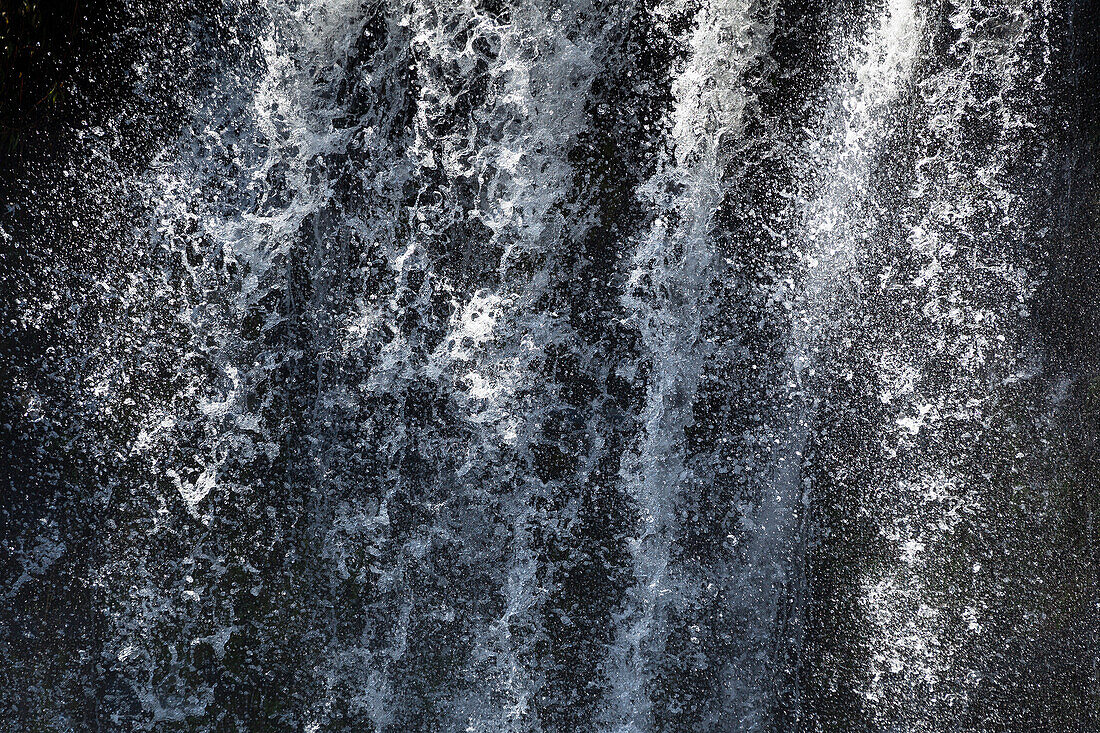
[1,0,1095,730]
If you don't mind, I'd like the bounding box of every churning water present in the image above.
[1,0,1097,730]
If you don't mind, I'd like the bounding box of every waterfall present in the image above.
[604,1,774,729]
[1,0,1097,731]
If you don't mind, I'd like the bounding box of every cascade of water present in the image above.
[99,0,390,722]
[708,2,923,728]
[124,0,621,727]
[339,1,612,728]
[1,0,1096,730]
[603,2,775,729]
[848,2,1059,728]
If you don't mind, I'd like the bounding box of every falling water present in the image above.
[2,0,1097,731]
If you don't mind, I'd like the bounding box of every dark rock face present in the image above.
[1,1,1097,731]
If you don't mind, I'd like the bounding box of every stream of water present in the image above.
[1,0,1097,730]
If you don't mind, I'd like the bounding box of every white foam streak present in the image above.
[605,1,771,729]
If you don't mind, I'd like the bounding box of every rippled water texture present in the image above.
[2,0,1098,730]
